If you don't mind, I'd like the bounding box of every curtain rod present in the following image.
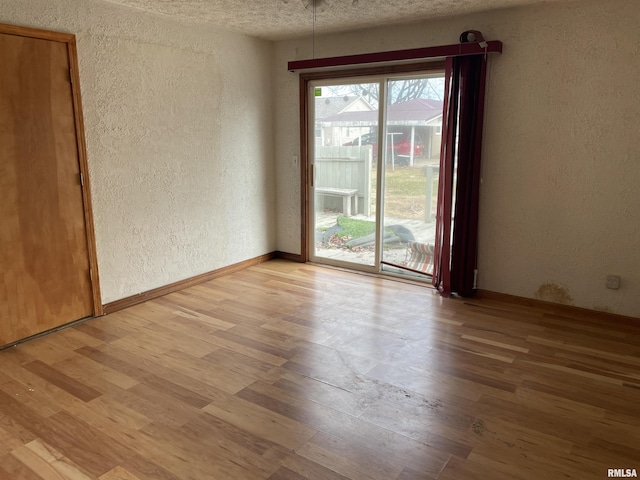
[288,40,502,72]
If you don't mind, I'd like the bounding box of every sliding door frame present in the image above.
[307,75,384,272]
[298,61,445,263]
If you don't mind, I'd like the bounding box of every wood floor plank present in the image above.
[198,299,275,328]
[485,386,606,422]
[296,435,402,480]
[86,311,154,337]
[311,430,449,480]
[119,319,219,358]
[437,454,530,480]
[277,453,352,480]
[1,452,46,480]
[158,348,257,393]
[0,389,51,440]
[79,395,152,431]
[53,354,139,392]
[474,393,593,445]
[213,323,300,359]
[365,362,485,402]
[117,454,183,480]
[396,466,444,480]
[202,392,318,450]
[458,414,578,465]
[202,347,283,383]
[71,321,127,344]
[139,302,234,336]
[287,342,379,376]
[0,467,14,480]
[76,343,238,405]
[99,466,143,480]
[359,401,473,456]
[138,423,271,480]
[0,260,637,479]
[1,358,95,414]
[0,424,27,456]
[168,324,290,366]
[48,327,105,350]
[13,439,94,480]
[271,372,370,417]
[0,344,38,366]
[0,376,61,419]
[466,448,602,480]
[266,466,309,480]
[12,336,78,366]
[0,410,38,447]
[235,380,452,473]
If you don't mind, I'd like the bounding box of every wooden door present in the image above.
[0,27,98,346]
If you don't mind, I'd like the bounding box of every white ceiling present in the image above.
[103,0,575,41]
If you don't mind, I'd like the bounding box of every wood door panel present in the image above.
[0,33,93,345]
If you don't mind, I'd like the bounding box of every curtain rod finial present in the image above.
[460,30,487,47]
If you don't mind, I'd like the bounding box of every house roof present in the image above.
[388,98,443,122]
[315,96,374,120]
[319,98,443,126]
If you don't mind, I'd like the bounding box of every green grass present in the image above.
[384,166,431,197]
[336,215,376,238]
[370,164,439,220]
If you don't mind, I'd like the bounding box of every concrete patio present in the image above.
[313,211,436,271]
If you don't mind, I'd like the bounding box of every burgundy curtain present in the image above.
[432,48,487,297]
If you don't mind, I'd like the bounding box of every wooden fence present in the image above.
[314,146,372,216]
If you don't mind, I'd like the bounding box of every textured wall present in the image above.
[1,0,276,303]
[274,0,640,317]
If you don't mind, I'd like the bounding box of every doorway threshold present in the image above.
[307,260,435,289]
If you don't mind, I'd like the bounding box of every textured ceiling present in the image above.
[102,0,575,40]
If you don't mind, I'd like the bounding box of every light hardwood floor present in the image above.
[1,260,639,479]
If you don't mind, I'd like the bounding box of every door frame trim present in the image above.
[1,23,103,316]
[298,61,445,264]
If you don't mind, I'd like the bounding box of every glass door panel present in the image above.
[380,76,445,278]
[310,81,380,268]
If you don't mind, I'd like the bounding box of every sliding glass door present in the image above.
[379,76,444,279]
[310,79,381,269]
[308,72,444,279]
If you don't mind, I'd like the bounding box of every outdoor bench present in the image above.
[316,187,359,217]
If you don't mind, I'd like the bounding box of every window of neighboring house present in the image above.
[435,125,442,135]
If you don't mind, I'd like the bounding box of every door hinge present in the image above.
[79,172,84,187]
[473,269,478,289]
[69,68,73,84]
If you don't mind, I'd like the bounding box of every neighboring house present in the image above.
[318,98,444,162]
[387,98,443,159]
[315,96,375,146]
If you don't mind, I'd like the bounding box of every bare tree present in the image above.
[326,78,443,105]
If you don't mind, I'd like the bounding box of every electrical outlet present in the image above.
[606,275,621,290]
